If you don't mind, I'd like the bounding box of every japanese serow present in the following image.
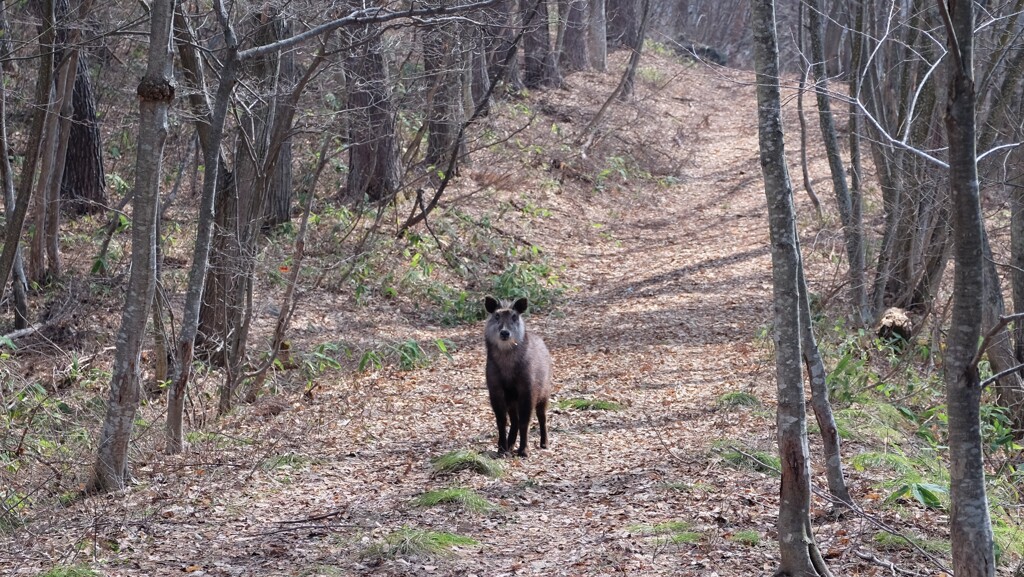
[483,296,552,457]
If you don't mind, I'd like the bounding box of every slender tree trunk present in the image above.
[469,25,491,116]
[796,14,822,218]
[29,10,62,286]
[805,0,867,326]
[751,0,832,574]
[0,29,29,329]
[617,0,650,101]
[174,5,236,369]
[980,229,1024,435]
[797,252,851,507]
[486,0,523,90]
[940,1,995,574]
[90,0,176,493]
[166,16,239,453]
[0,1,53,299]
[249,10,295,228]
[848,0,866,315]
[44,49,79,281]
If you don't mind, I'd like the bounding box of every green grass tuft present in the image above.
[719,446,781,476]
[850,451,916,474]
[261,453,314,470]
[663,531,703,544]
[730,530,761,546]
[36,567,99,577]
[363,527,478,561]
[431,450,504,477]
[717,391,761,408]
[555,398,622,411]
[413,487,496,513]
[872,531,949,554]
[629,520,693,535]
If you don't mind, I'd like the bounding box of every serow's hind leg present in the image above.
[536,399,548,449]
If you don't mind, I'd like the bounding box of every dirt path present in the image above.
[3,56,872,576]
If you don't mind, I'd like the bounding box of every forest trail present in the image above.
[4,55,862,576]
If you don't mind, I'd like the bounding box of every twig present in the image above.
[251,522,372,537]
[854,549,925,576]
[972,311,1024,368]
[980,362,1024,388]
[397,0,542,236]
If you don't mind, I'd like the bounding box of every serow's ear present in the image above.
[484,296,500,314]
[512,297,528,314]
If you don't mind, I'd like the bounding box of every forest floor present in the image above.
[1,50,1008,576]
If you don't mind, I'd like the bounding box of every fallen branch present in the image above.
[853,549,925,576]
[1,323,43,342]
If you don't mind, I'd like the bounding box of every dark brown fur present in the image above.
[484,296,552,457]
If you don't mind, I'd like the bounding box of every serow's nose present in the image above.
[499,329,511,340]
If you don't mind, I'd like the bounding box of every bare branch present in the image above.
[238,0,501,62]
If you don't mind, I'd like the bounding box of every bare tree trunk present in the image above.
[522,0,560,88]
[751,0,832,574]
[847,0,866,314]
[805,0,867,326]
[796,17,822,218]
[346,17,402,202]
[28,8,63,286]
[469,25,491,116]
[0,1,53,298]
[250,10,295,228]
[486,0,523,89]
[797,251,851,507]
[560,0,590,71]
[617,0,650,101]
[166,5,239,454]
[588,0,607,71]
[940,1,995,574]
[606,0,637,48]
[90,0,175,493]
[424,19,468,172]
[62,54,106,215]
[0,27,28,329]
[44,49,79,281]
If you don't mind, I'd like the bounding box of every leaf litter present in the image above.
[0,51,989,576]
